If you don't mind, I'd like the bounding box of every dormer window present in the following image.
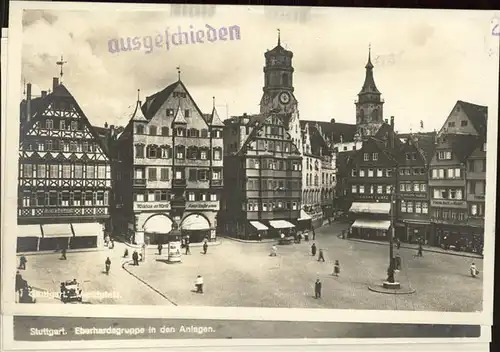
[174,127,185,136]
[448,121,455,127]
[185,109,190,118]
[461,120,468,127]
[166,109,174,117]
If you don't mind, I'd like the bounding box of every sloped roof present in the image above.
[458,100,487,137]
[412,132,437,164]
[307,124,331,157]
[19,83,110,157]
[301,120,357,144]
[172,105,187,124]
[142,81,179,119]
[209,107,225,127]
[435,134,482,163]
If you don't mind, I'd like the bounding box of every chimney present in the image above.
[330,118,336,124]
[52,77,59,91]
[384,119,388,124]
[26,83,32,122]
[390,116,395,129]
[41,90,47,98]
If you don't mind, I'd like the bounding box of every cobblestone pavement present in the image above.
[125,222,483,311]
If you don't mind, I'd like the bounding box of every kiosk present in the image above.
[167,228,182,263]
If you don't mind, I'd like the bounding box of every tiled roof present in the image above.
[412,132,437,164]
[307,124,331,157]
[142,81,179,119]
[301,120,357,143]
[435,134,482,163]
[457,100,488,137]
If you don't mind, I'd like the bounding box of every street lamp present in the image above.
[389,186,396,269]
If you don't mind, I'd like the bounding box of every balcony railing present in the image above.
[133,178,147,187]
[172,178,187,187]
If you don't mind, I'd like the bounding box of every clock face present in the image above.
[279,92,291,105]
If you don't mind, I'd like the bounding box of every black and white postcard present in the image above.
[1,1,498,349]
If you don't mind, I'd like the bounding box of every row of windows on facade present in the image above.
[351,168,394,178]
[432,183,486,199]
[351,184,394,195]
[398,167,427,176]
[27,139,99,153]
[246,200,299,212]
[231,124,286,138]
[135,145,222,160]
[135,124,223,138]
[448,120,469,128]
[400,201,429,214]
[246,178,301,191]
[432,209,467,221]
[398,182,428,193]
[133,190,219,202]
[468,159,487,173]
[248,139,297,154]
[246,158,302,171]
[20,164,110,179]
[20,190,109,207]
[305,173,335,187]
[135,167,222,182]
[362,152,379,161]
[430,168,463,179]
[43,119,80,131]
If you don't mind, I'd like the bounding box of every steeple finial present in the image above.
[56,55,67,82]
[23,78,26,97]
[137,89,141,102]
[176,66,181,81]
[366,44,373,69]
[277,28,281,46]
[213,96,215,109]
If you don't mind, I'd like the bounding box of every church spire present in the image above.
[277,28,281,46]
[358,44,380,95]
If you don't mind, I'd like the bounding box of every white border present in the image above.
[2,0,498,333]
[0,315,491,350]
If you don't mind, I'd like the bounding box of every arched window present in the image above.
[212,147,222,160]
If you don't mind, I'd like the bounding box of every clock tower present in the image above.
[355,45,384,138]
[260,30,298,115]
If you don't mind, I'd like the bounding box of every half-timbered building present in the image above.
[17,78,111,252]
[221,112,302,239]
[112,77,224,245]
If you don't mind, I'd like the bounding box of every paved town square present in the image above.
[19,222,482,311]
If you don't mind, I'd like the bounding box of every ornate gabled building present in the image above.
[355,46,385,138]
[17,77,111,252]
[112,76,224,245]
[438,100,488,137]
[298,121,335,228]
[221,113,302,239]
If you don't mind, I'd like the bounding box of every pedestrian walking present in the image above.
[270,244,277,257]
[314,278,322,299]
[417,242,423,257]
[123,248,129,258]
[132,250,139,266]
[158,243,163,255]
[396,237,401,249]
[258,233,262,241]
[109,239,114,249]
[311,243,317,256]
[203,241,208,255]
[185,242,191,255]
[141,243,146,261]
[195,275,204,293]
[15,271,24,300]
[19,255,27,270]
[317,249,325,262]
[61,248,67,260]
[333,260,340,277]
[395,253,402,271]
[312,228,316,241]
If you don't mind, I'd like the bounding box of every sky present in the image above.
[20,5,499,133]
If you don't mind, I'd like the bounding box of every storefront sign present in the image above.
[43,208,78,215]
[400,192,428,199]
[185,201,219,211]
[430,200,466,208]
[134,202,171,211]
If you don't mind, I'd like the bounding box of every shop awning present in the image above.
[349,202,391,215]
[298,209,312,221]
[250,221,268,231]
[41,224,73,238]
[351,219,391,230]
[17,224,42,238]
[181,214,210,230]
[269,220,295,229]
[143,215,173,234]
[71,223,103,237]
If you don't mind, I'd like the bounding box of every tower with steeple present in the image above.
[260,29,297,115]
[355,45,384,137]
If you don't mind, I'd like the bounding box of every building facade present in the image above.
[299,122,335,228]
[112,78,224,245]
[17,77,111,252]
[221,113,302,239]
[346,122,400,240]
[395,132,436,244]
